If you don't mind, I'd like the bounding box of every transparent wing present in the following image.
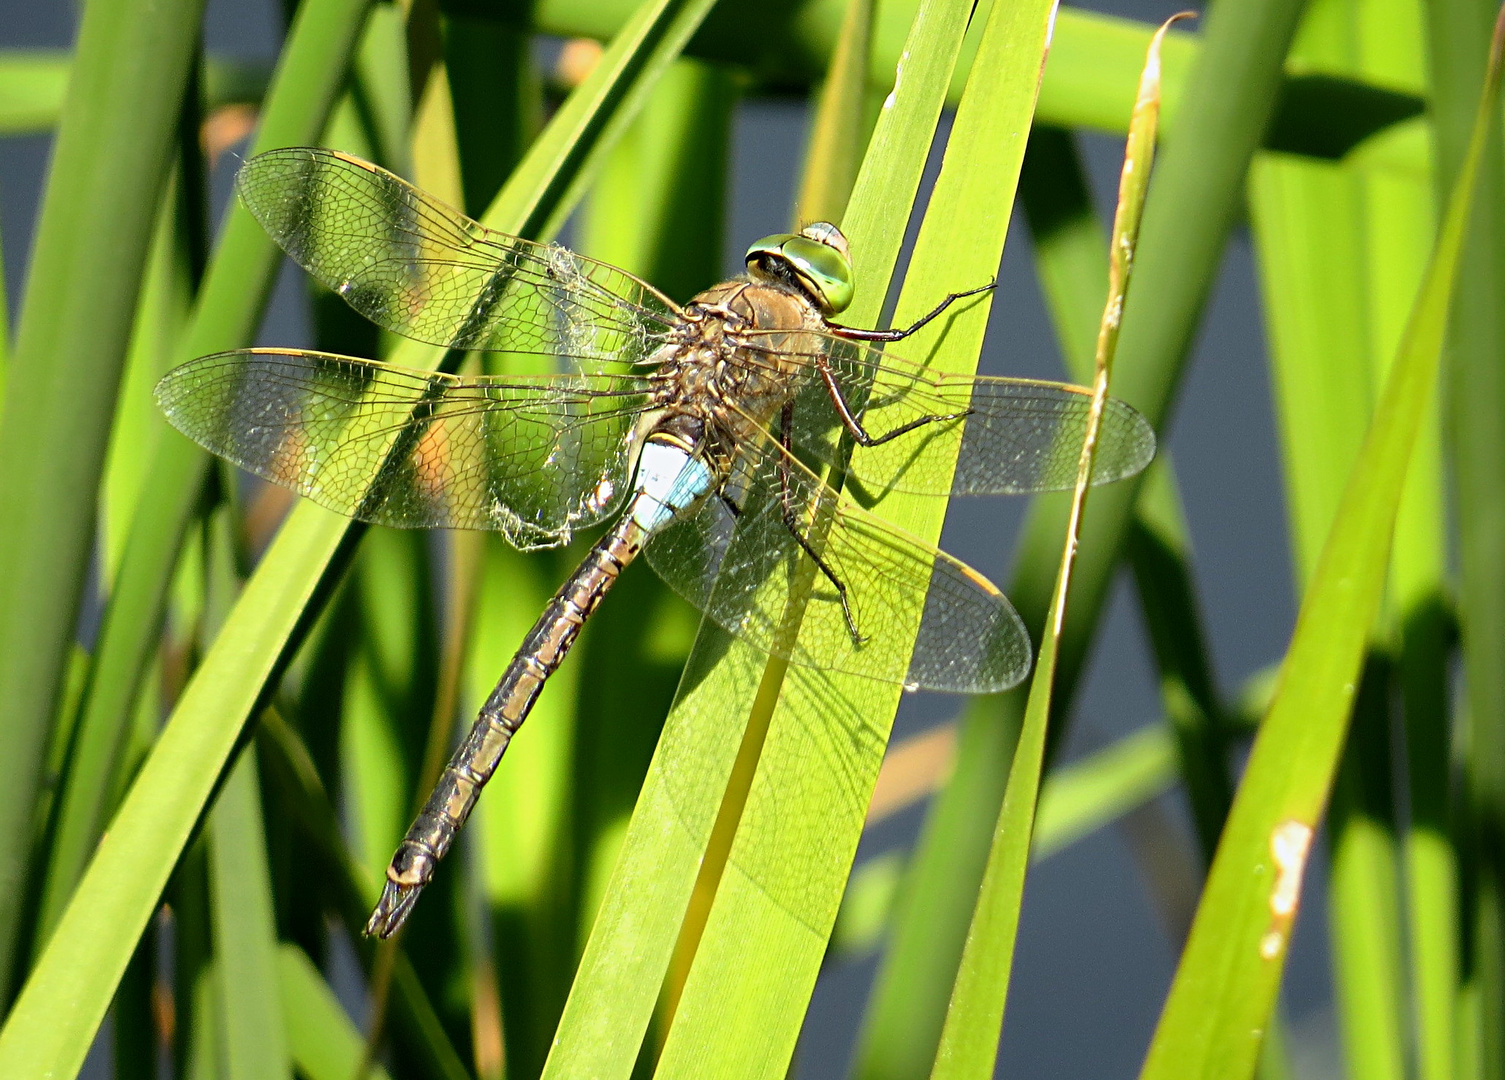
[643,430,1031,694]
[156,349,655,549]
[236,147,681,365]
[738,329,1156,497]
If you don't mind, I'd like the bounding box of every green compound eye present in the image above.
[744,222,855,315]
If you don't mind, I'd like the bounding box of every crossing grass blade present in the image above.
[831,719,1180,961]
[1138,10,1505,1077]
[655,7,875,1044]
[0,1,719,1073]
[0,51,269,136]
[495,3,1423,168]
[1032,724,1179,860]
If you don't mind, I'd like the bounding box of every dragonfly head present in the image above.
[744,222,855,317]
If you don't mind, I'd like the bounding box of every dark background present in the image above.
[0,0,1326,1075]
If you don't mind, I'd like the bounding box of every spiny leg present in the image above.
[817,361,973,447]
[823,280,996,343]
[778,402,864,647]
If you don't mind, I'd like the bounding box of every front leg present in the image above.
[824,280,995,343]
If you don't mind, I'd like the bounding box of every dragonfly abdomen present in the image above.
[365,512,649,937]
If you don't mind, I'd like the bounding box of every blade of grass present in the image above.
[654,3,1065,1077]
[861,718,1181,860]
[794,0,875,226]
[532,53,731,1064]
[1349,2,1455,1074]
[1248,4,1409,1073]
[34,90,211,957]
[276,943,395,1080]
[1019,122,1295,1080]
[652,0,890,1041]
[1138,12,1505,1077]
[0,0,207,1001]
[1427,1,1505,1074]
[856,0,1308,1072]
[0,2,719,1073]
[539,3,978,1077]
[1020,124,1234,862]
[0,50,71,135]
[202,494,291,1080]
[211,750,292,1080]
[927,22,1175,1078]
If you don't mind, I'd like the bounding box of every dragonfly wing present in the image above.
[236,148,681,365]
[156,350,654,549]
[741,330,1156,497]
[642,431,1030,693]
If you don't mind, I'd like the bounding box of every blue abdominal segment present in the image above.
[630,439,715,534]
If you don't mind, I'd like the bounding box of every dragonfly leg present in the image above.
[823,280,995,343]
[778,403,864,647]
[818,362,972,447]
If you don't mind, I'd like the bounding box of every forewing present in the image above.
[740,330,1156,497]
[642,432,1030,693]
[156,350,653,549]
[236,147,681,366]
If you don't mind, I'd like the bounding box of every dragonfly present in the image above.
[155,147,1155,937]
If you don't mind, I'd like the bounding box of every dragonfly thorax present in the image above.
[655,278,822,423]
